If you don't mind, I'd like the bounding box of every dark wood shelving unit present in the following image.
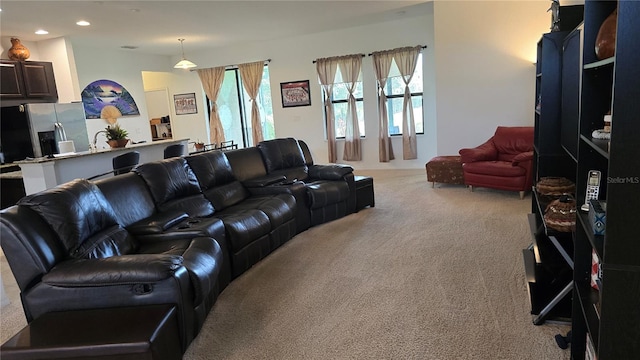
[527,2,639,357]
[569,1,640,359]
[524,22,581,326]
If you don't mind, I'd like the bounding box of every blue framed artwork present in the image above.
[81,79,140,119]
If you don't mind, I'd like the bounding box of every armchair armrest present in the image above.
[459,139,498,163]
[127,211,189,235]
[242,174,286,188]
[308,164,354,180]
[42,254,183,286]
[512,151,534,166]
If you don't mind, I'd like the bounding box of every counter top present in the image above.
[15,138,187,164]
[0,170,22,180]
[15,138,189,195]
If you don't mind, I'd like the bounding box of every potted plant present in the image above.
[105,124,129,148]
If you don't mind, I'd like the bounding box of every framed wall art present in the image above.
[174,93,198,115]
[280,80,311,108]
[81,79,140,119]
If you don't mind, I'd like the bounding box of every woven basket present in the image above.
[544,195,577,232]
[536,177,576,196]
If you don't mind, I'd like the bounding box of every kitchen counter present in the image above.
[16,138,188,195]
[0,170,23,180]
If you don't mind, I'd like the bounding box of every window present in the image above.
[208,65,274,148]
[323,65,365,139]
[384,53,423,135]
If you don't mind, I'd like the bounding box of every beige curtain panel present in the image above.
[196,66,226,146]
[338,55,362,161]
[371,50,396,163]
[394,46,422,160]
[238,61,265,146]
[315,57,339,163]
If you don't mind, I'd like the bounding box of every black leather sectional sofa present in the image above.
[0,138,359,353]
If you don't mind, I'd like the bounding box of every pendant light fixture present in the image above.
[174,38,197,69]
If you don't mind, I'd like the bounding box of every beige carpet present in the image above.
[1,169,570,359]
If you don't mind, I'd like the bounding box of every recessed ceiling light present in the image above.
[35,29,49,35]
[76,20,91,26]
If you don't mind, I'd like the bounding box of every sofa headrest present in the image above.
[258,138,307,173]
[134,157,214,218]
[493,126,534,155]
[224,147,268,182]
[17,179,136,258]
[185,151,235,190]
[94,172,156,227]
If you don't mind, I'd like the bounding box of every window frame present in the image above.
[382,89,425,137]
[325,84,366,140]
[380,53,424,137]
[205,64,274,148]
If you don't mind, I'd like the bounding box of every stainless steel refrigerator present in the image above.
[24,103,90,158]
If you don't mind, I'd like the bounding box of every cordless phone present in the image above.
[581,170,601,211]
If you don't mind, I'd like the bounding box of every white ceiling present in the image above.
[0,1,430,56]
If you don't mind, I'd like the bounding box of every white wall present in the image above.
[177,0,550,170]
[432,0,550,155]
[142,71,208,151]
[183,4,434,169]
[72,46,172,149]
[5,1,553,169]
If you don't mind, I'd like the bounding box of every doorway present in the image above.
[144,88,172,141]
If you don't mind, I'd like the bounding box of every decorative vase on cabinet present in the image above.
[7,38,30,61]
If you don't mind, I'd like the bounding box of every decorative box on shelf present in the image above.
[588,199,606,235]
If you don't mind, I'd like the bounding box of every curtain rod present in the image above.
[311,45,427,64]
[367,45,427,56]
[190,58,271,72]
[312,54,365,64]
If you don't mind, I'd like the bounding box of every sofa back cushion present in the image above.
[94,172,156,227]
[17,179,137,259]
[258,138,309,181]
[493,126,534,159]
[224,147,268,182]
[258,138,307,172]
[186,151,249,210]
[134,158,214,218]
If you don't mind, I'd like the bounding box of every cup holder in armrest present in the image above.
[176,218,201,229]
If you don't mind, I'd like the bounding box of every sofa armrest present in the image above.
[308,164,354,180]
[42,254,184,286]
[242,174,286,188]
[127,211,189,235]
[512,151,534,166]
[459,138,498,163]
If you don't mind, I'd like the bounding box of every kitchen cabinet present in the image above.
[0,60,58,107]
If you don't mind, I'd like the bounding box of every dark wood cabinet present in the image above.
[0,60,58,106]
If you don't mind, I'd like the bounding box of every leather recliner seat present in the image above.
[185,151,297,278]
[257,138,356,226]
[0,137,360,354]
[94,171,232,297]
[1,179,223,352]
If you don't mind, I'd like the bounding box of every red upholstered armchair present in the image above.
[458,126,534,199]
